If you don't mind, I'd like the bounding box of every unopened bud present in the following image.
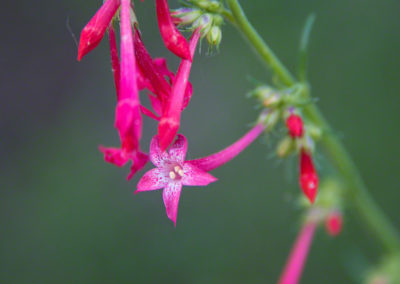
[277,137,295,158]
[299,148,318,204]
[193,13,213,37]
[325,211,343,237]
[286,113,304,138]
[171,8,202,26]
[206,26,222,46]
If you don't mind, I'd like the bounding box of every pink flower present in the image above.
[136,123,265,225]
[100,0,148,179]
[78,0,121,61]
[133,30,193,117]
[136,135,217,226]
[286,114,304,138]
[278,221,317,284]
[156,0,191,60]
[158,29,200,151]
[299,149,319,204]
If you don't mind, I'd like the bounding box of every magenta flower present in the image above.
[136,123,265,225]
[133,29,193,118]
[156,0,191,60]
[78,0,121,61]
[100,0,148,179]
[278,221,317,284]
[158,29,200,151]
[136,135,217,226]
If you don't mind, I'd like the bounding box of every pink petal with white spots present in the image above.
[168,134,187,163]
[136,168,167,192]
[149,135,168,167]
[182,163,217,186]
[163,181,183,226]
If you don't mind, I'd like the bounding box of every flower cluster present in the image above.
[78,0,266,225]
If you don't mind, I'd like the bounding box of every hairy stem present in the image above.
[226,0,400,254]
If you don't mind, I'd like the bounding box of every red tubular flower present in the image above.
[108,24,120,97]
[325,211,343,237]
[299,149,319,203]
[156,0,191,60]
[99,0,148,179]
[286,114,304,138]
[133,31,193,114]
[278,221,317,284]
[77,0,121,61]
[158,29,200,151]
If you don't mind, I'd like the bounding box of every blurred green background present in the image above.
[1,0,400,283]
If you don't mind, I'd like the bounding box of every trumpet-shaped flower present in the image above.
[100,0,147,179]
[78,0,121,61]
[136,123,265,225]
[156,0,191,60]
[278,221,317,284]
[136,135,217,225]
[158,29,200,151]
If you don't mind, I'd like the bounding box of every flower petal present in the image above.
[181,162,218,186]
[77,0,121,61]
[149,135,168,167]
[127,151,149,180]
[99,146,129,167]
[136,168,167,192]
[162,181,183,226]
[168,134,188,163]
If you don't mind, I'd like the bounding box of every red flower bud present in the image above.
[299,149,318,203]
[286,114,304,138]
[325,211,343,236]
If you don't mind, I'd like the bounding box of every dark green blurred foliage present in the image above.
[1,0,400,283]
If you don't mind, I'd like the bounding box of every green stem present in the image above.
[226,0,400,254]
[226,0,295,87]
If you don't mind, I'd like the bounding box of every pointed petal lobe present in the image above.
[168,134,188,163]
[149,135,168,167]
[182,163,218,186]
[136,168,168,192]
[163,181,183,226]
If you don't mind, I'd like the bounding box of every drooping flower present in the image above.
[78,0,121,61]
[156,0,191,60]
[158,29,200,151]
[325,211,343,237]
[136,123,265,225]
[278,221,317,284]
[299,148,319,203]
[133,30,193,117]
[100,0,148,179]
[286,113,304,138]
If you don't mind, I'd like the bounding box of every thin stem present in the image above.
[226,0,400,254]
[226,0,295,87]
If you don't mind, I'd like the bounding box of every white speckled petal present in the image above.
[168,134,187,163]
[136,168,167,192]
[181,163,218,186]
[149,135,168,167]
[162,181,183,226]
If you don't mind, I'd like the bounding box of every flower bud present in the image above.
[299,149,319,204]
[206,26,222,47]
[277,136,295,158]
[192,13,213,37]
[325,211,343,237]
[171,8,202,25]
[286,114,304,138]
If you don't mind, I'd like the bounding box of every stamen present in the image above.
[178,169,184,177]
[169,171,176,179]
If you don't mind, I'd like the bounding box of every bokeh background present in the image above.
[1,0,400,283]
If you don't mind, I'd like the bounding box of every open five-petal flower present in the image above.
[136,134,217,225]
